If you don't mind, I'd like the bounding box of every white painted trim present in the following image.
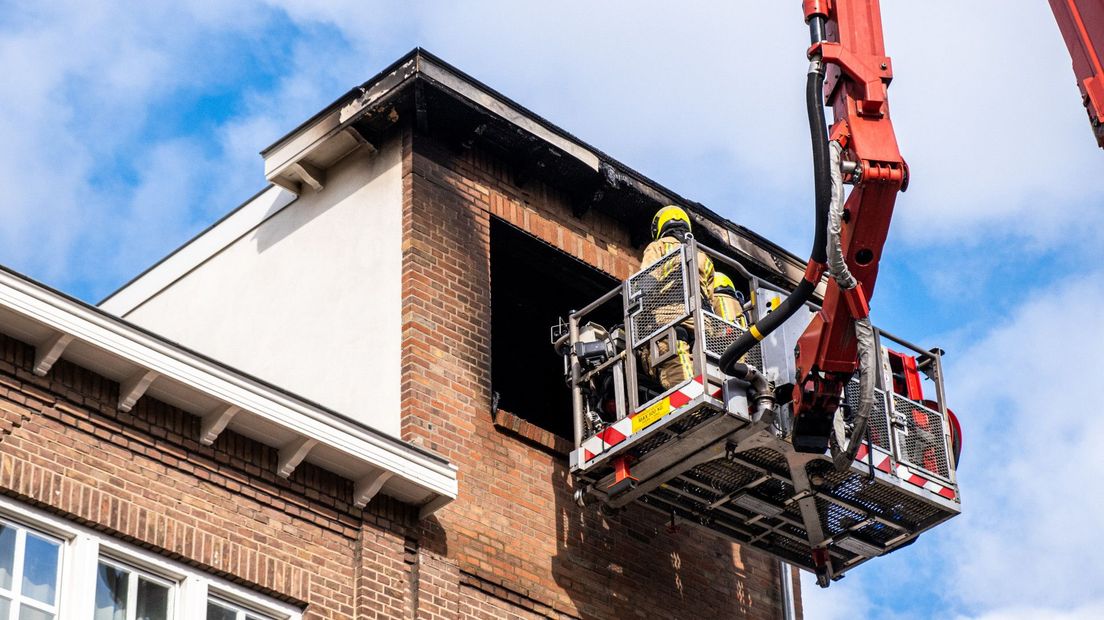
[419,495,454,521]
[0,514,65,618]
[0,267,458,509]
[118,369,158,412]
[99,186,298,317]
[33,331,73,376]
[277,436,317,478]
[95,556,179,620]
[289,161,325,191]
[353,470,394,508]
[263,108,344,179]
[262,57,415,175]
[64,534,99,619]
[181,577,210,619]
[200,404,240,446]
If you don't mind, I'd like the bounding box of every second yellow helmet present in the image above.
[714,272,736,294]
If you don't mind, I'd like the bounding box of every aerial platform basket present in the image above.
[556,237,960,585]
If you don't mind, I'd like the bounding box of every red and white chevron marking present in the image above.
[853,444,892,473]
[575,376,718,465]
[897,463,957,500]
[852,445,957,500]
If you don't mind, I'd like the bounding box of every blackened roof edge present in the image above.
[261,48,808,283]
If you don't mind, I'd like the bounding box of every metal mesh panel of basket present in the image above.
[643,489,764,539]
[629,249,688,347]
[702,312,765,371]
[762,531,817,568]
[743,343,765,376]
[807,460,950,531]
[628,430,674,460]
[852,519,907,546]
[735,447,790,477]
[817,496,866,537]
[845,380,892,451]
[703,312,741,357]
[687,459,761,495]
[893,395,951,479]
[668,406,722,435]
[653,488,813,566]
[643,483,854,572]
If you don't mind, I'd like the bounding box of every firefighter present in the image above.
[638,205,715,389]
[712,271,747,329]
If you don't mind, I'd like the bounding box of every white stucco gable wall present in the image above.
[104,139,403,436]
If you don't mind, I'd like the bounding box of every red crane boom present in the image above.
[1050,0,1104,148]
[787,0,908,455]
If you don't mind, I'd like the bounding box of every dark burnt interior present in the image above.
[490,219,620,441]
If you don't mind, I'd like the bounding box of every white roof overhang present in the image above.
[0,267,457,518]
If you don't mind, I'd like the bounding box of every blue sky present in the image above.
[2,1,1102,618]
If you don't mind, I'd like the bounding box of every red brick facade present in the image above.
[399,127,801,619]
[0,333,420,618]
[0,120,800,618]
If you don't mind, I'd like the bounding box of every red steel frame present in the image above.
[1050,0,1104,148]
[793,0,907,438]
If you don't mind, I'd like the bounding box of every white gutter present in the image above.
[780,561,797,620]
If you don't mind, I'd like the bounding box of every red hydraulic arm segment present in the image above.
[791,0,906,451]
[1050,0,1104,148]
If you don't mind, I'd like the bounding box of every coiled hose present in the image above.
[825,140,876,472]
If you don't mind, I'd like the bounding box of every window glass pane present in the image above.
[17,605,54,620]
[20,534,59,604]
[0,596,10,617]
[135,577,170,620]
[0,525,14,590]
[205,601,235,620]
[94,563,129,620]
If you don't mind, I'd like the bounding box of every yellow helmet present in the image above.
[651,205,691,240]
[714,272,736,294]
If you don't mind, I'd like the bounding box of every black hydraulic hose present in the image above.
[720,59,830,375]
[807,64,831,266]
[727,362,776,424]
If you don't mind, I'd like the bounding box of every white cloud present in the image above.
[955,601,1104,620]
[4,0,1100,295]
[942,270,1104,612]
[800,270,1104,617]
[800,572,872,620]
[102,139,212,277]
[251,0,1104,259]
[0,1,325,295]
[881,2,1104,247]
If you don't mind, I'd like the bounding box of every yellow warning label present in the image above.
[632,397,672,433]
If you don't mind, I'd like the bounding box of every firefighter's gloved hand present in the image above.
[675,325,694,347]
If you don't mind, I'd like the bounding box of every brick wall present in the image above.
[400,127,801,619]
[0,332,461,619]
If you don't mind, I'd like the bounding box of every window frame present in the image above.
[0,516,64,620]
[206,595,281,620]
[94,555,177,620]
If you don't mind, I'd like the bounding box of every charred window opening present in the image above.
[490,219,620,440]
